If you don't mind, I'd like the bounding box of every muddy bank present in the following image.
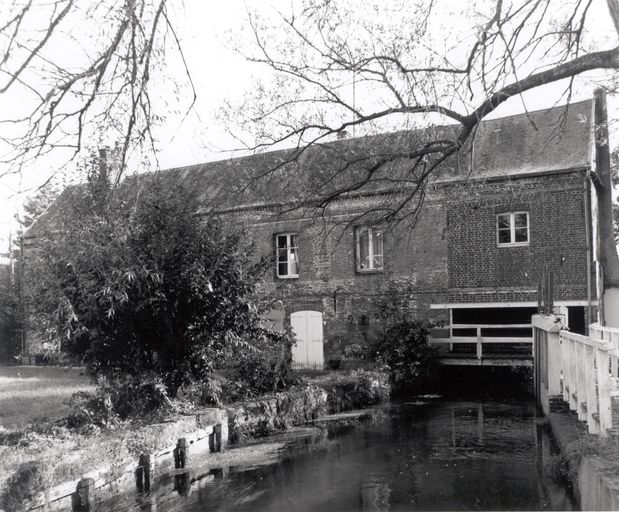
[1,371,391,511]
[205,409,386,472]
[226,370,390,444]
[1,409,227,511]
[226,386,328,444]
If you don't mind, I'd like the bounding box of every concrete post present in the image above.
[585,345,599,434]
[597,348,613,436]
[577,343,587,421]
[531,314,564,414]
[570,337,579,411]
[547,330,562,396]
[561,334,569,402]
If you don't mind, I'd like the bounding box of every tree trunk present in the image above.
[594,89,619,327]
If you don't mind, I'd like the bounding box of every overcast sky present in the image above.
[0,0,618,256]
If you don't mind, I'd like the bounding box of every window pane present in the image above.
[498,229,511,244]
[358,228,370,269]
[289,234,298,248]
[289,260,299,275]
[278,262,288,276]
[514,213,528,228]
[372,230,384,269]
[277,235,288,249]
[515,228,528,243]
[373,254,384,269]
[497,215,510,229]
[277,249,288,262]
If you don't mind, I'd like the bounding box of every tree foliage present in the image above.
[0,264,21,363]
[371,320,438,395]
[27,173,286,393]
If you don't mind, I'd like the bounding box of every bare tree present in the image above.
[226,0,619,324]
[0,0,194,183]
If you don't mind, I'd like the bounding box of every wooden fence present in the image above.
[533,315,619,436]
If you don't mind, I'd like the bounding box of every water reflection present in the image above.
[360,474,391,511]
[113,400,577,511]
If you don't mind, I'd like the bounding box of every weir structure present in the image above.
[18,410,228,512]
[429,316,535,368]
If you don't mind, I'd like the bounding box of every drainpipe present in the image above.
[584,174,593,327]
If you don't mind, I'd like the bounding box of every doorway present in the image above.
[290,310,324,369]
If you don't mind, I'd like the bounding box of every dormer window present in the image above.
[276,233,299,278]
[497,212,529,247]
[356,226,383,272]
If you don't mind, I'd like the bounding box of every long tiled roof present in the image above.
[144,99,593,210]
[449,99,592,180]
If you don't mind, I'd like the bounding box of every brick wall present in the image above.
[219,170,593,363]
[222,193,450,363]
[444,171,592,304]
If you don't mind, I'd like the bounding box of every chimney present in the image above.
[336,130,350,140]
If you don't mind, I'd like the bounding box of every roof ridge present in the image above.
[157,98,593,173]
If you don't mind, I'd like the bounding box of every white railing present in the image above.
[589,323,619,382]
[430,323,533,362]
[533,315,619,436]
[559,330,615,434]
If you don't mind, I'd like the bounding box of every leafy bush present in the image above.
[370,320,438,395]
[27,173,283,396]
[226,329,299,401]
[178,375,225,407]
[66,375,186,429]
[66,389,119,430]
[326,358,341,370]
[325,369,390,413]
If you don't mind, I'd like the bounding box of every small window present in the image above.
[496,212,529,246]
[356,226,383,271]
[276,233,299,278]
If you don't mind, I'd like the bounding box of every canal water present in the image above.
[119,399,577,511]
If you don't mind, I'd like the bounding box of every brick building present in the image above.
[25,98,603,368]
[136,98,600,368]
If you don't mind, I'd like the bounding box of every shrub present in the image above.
[343,343,366,360]
[226,329,299,401]
[27,171,281,396]
[325,369,391,413]
[326,358,341,370]
[370,320,438,395]
[177,375,225,407]
[66,375,184,428]
[5,462,52,510]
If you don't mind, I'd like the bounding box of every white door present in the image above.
[290,311,324,369]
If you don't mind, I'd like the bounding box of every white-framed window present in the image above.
[276,233,299,278]
[356,226,384,271]
[496,212,529,246]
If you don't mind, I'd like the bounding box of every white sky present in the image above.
[0,0,618,255]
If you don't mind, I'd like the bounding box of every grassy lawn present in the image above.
[0,366,94,428]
